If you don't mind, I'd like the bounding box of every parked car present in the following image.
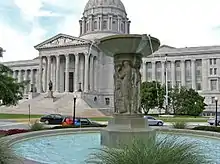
[62,117,106,127]
[40,114,64,125]
[143,115,164,126]
[208,116,220,125]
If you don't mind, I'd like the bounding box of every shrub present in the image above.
[29,120,45,131]
[86,135,207,164]
[0,139,21,164]
[192,126,220,132]
[6,129,29,135]
[172,121,187,129]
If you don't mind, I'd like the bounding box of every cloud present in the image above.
[1,0,220,62]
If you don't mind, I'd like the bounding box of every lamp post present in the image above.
[72,95,77,125]
[215,97,218,127]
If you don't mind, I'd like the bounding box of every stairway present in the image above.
[0,93,108,117]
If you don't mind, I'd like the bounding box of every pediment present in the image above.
[34,33,90,50]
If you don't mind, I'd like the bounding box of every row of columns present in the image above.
[80,15,130,35]
[12,69,37,94]
[142,59,199,89]
[38,53,97,93]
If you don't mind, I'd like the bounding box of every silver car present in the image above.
[144,116,164,126]
[208,116,220,125]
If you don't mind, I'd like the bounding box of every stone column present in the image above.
[24,70,28,94]
[100,15,103,30]
[38,56,43,93]
[202,59,208,91]
[171,60,175,87]
[181,60,185,86]
[47,56,51,91]
[125,20,128,34]
[142,61,147,82]
[56,55,60,92]
[117,16,120,32]
[90,55,94,91]
[191,59,196,89]
[82,17,85,34]
[43,60,47,93]
[18,70,22,82]
[152,61,156,81]
[161,61,165,84]
[108,15,112,30]
[65,54,69,92]
[74,54,79,91]
[30,69,34,84]
[12,71,16,79]
[84,53,89,92]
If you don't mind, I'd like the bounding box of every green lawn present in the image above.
[0,113,43,119]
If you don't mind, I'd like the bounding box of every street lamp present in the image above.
[215,97,218,127]
[72,95,77,125]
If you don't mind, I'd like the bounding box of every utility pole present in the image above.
[165,54,169,114]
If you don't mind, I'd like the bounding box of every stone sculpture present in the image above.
[113,54,142,114]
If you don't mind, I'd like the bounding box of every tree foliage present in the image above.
[140,81,165,114]
[169,86,205,116]
[0,64,27,106]
[140,81,205,116]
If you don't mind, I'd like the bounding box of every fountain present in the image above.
[97,34,160,148]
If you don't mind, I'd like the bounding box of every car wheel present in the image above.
[45,120,49,125]
[218,122,220,126]
[157,122,163,126]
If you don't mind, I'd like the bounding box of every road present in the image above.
[0,120,210,130]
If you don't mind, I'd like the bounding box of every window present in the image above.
[214,58,217,64]
[146,62,152,69]
[196,83,202,90]
[175,61,180,67]
[94,21,97,29]
[211,97,215,104]
[121,23,124,32]
[105,98,110,105]
[210,79,217,90]
[210,68,213,75]
[86,23,89,31]
[210,59,212,65]
[103,20,107,29]
[214,68,217,75]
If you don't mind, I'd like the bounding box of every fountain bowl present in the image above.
[97,34,160,57]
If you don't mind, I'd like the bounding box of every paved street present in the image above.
[0,120,211,130]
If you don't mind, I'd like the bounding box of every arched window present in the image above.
[103,20,107,29]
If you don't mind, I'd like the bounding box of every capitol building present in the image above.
[1,0,219,116]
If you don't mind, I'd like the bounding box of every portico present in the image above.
[38,51,98,93]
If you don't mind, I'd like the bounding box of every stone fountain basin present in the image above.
[97,34,160,57]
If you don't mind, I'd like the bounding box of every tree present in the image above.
[0,64,27,106]
[169,86,205,116]
[140,81,165,114]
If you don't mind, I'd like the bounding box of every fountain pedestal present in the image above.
[101,114,155,148]
[97,34,160,148]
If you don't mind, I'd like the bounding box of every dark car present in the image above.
[40,114,64,125]
[62,117,106,127]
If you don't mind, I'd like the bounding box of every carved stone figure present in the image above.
[118,60,132,114]
[113,54,143,115]
[48,80,53,91]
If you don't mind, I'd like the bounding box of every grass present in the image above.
[86,135,208,164]
[0,113,43,119]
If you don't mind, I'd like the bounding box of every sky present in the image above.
[1,0,220,62]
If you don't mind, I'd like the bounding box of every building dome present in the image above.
[84,0,126,13]
[79,0,130,40]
